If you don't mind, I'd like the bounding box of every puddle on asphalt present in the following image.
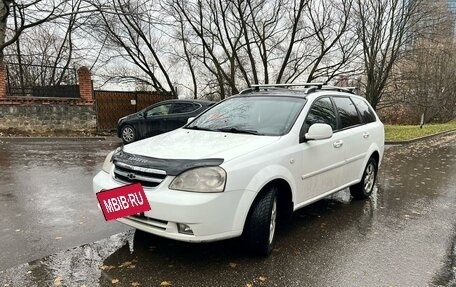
[0,231,136,286]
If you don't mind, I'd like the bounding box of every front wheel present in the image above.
[350,157,378,199]
[243,186,278,256]
[120,125,137,143]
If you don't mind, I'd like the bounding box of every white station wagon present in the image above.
[93,84,384,255]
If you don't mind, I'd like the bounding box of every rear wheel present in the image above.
[350,157,378,199]
[121,125,136,143]
[244,186,278,256]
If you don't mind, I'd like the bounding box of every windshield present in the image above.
[186,96,306,136]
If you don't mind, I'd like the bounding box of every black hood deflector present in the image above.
[112,151,224,176]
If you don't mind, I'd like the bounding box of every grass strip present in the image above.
[385,119,456,142]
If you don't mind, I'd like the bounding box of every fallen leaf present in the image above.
[229,262,237,268]
[111,279,120,284]
[258,276,267,282]
[246,284,253,287]
[53,277,62,286]
[55,237,62,240]
[131,282,141,287]
[15,229,20,232]
[118,261,132,268]
[99,265,116,271]
[26,271,32,274]
[160,281,172,286]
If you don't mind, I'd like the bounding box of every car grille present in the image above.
[113,161,167,187]
[129,214,168,231]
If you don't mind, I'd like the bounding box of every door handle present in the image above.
[333,140,344,148]
[363,132,370,139]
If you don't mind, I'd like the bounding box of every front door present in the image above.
[299,97,346,204]
[332,96,366,185]
[165,102,201,131]
[144,103,172,137]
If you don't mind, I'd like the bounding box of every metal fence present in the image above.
[6,63,79,98]
[95,90,173,131]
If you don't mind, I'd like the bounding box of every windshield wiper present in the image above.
[185,126,215,131]
[216,127,261,135]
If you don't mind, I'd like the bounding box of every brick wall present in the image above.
[77,66,94,102]
[0,66,7,99]
[0,65,96,133]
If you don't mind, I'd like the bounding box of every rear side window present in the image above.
[303,97,337,132]
[351,98,376,123]
[172,103,200,114]
[333,97,361,129]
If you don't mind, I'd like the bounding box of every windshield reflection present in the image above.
[186,97,306,136]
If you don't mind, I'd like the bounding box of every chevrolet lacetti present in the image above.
[93,84,384,255]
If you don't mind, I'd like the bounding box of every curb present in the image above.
[385,129,456,145]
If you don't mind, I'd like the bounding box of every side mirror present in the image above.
[137,112,145,118]
[305,123,333,140]
[187,117,195,124]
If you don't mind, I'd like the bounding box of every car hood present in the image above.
[122,128,280,162]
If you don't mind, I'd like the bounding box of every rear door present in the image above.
[299,97,346,203]
[331,96,366,185]
[351,97,380,176]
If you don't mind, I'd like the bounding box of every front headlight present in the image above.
[102,150,116,173]
[169,166,226,193]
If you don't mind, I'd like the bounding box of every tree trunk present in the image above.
[0,1,10,64]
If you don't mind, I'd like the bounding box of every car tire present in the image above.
[244,186,278,256]
[121,125,136,143]
[350,157,378,200]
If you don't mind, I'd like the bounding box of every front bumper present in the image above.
[93,170,255,242]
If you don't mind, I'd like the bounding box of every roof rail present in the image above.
[239,86,297,94]
[239,83,357,95]
[318,86,356,94]
[251,83,324,89]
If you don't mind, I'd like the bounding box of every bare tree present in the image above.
[381,0,456,124]
[87,0,177,97]
[355,0,424,110]
[0,0,88,63]
[169,0,357,99]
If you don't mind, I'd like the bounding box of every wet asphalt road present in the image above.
[0,138,129,271]
[1,133,456,286]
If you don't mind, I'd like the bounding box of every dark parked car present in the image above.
[117,99,214,143]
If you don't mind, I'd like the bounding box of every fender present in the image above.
[231,164,297,231]
[356,142,382,182]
